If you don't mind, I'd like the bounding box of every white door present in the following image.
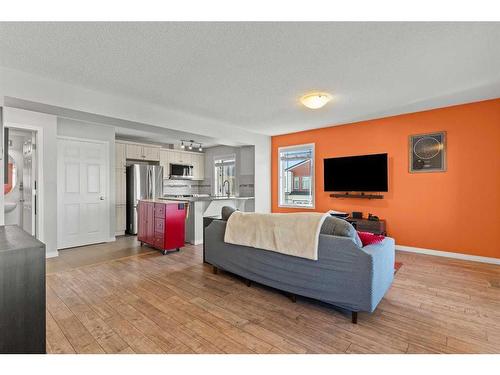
[58,138,109,249]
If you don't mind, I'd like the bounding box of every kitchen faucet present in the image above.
[223,180,230,198]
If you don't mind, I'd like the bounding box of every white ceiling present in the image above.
[1,22,499,135]
[114,127,218,148]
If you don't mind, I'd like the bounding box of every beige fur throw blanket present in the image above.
[224,211,331,260]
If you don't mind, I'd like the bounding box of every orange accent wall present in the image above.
[271,99,500,259]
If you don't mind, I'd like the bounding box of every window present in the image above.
[214,155,236,196]
[302,176,311,190]
[278,144,314,208]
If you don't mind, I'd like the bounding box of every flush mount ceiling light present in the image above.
[300,92,332,109]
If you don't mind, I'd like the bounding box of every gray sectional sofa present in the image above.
[204,212,395,323]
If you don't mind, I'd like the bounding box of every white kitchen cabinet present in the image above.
[192,153,205,180]
[115,141,128,236]
[125,143,143,160]
[171,151,191,165]
[170,151,179,164]
[159,149,171,169]
[198,153,205,180]
[183,152,193,165]
[142,146,160,161]
[191,155,200,180]
[159,149,205,180]
[170,151,178,164]
[114,155,127,236]
[125,143,160,161]
[115,168,127,205]
[115,142,126,170]
[115,205,126,235]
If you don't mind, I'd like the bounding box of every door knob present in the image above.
[99,196,105,200]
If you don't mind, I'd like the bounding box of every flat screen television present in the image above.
[323,153,388,192]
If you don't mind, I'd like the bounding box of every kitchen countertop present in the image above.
[0,225,45,254]
[139,198,188,204]
[160,196,254,202]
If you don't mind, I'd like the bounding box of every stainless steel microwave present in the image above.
[170,163,193,179]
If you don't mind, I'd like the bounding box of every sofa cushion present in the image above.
[321,216,363,247]
[221,206,237,221]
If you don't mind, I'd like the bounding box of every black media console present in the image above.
[347,217,386,235]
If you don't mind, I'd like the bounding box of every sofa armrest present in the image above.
[205,219,228,248]
[361,237,395,259]
[360,237,395,311]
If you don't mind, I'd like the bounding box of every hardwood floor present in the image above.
[45,236,500,354]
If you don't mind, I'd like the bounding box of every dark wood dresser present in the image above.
[0,225,46,354]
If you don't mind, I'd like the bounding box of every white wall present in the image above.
[57,118,116,240]
[3,107,58,257]
[238,145,255,196]
[0,66,271,213]
[255,141,270,211]
[239,146,255,176]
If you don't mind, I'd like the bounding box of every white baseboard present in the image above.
[395,245,500,265]
[107,236,116,242]
[46,251,58,259]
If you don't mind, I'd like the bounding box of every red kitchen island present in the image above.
[137,199,187,255]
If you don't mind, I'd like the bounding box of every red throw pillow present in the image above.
[357,231,385,247]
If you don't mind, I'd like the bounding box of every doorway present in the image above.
[57,137,110,249]
[3,126,38,236]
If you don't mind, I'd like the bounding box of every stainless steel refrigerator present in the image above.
[126,164,163,234]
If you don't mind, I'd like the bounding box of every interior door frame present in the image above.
[57,135,110,249]
[4,123,44,242]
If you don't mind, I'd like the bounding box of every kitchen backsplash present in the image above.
[198,183,212,196]
[163,180,201,196]
[163,176,254,197]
